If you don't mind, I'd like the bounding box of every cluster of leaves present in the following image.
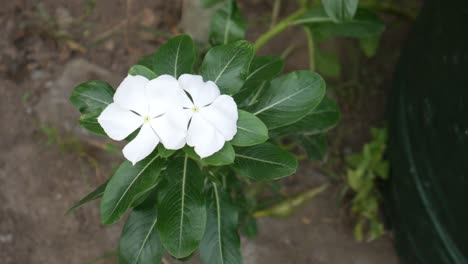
[346,127,389,241]
[68,31,339,263]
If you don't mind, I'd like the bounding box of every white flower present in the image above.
[98,74,189,165]
[177,74,238,158]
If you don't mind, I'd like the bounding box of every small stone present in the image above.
[0,234,13,243]
[35,59,120,138]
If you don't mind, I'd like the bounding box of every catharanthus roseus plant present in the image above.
[63,0,398,261]
[68,35,328,263]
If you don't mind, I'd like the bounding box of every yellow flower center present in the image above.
[143,116,151,123]
[192,105,200,113]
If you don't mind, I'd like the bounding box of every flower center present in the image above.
[192,105,200,113]
[143,116,151,123]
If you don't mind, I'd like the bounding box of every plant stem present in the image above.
[254,7,306,51]
[304,27,315,72]
[253,184,329,218]
[270,0,281,28]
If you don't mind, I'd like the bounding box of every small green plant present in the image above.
[64,0,398,262]
[346,127,389,241]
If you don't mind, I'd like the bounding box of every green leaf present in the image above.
[150,35,196,78]
[128,65,158,80]
[300,134,328,161]
[272,96,340,136]
[158,145,176,159]
[202,0,223,8]
[70,81,114,135]
[200,40,255,95]
[210,0,246,45]
[184,143,235,166]
[203,143,236,166]
[234,56,284,105]
[321,0,359,22]
[359,35,381,57]
[316,48,341,77]
[70,80,114,114]
[200,183,242,264]
[137,54,153,69]
[65,180,108,215]
[297,8,385,39]
[157,156,206,258]
[119,205,164,264]
[231,110,268,146]
[233,143,298,180]
[100,153,165,224]
[78,111,105,135]
[252,71,326,129]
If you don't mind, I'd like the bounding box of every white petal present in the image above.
[199,95,238,141]
[150,108,192,150]
[146,75,192,116]
[178,74,220,107]
[122,123,159,165]
[98,103,143,140]
[114,75,149,116]
[186,113,225,158]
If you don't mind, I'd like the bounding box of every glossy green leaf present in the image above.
[200,183,242,264]
[272,97,340,136]
[210,0,246,45]
[100,153,165,224]
[316,48,341,77]
[150,35,196,78]
[233,143,298,180]
[300,134,328,161]
[78,111,105,135]
[128,65,158,80]
[200,40,254,95]
[65,180,108,215]
[184,143,235,166]
[137,54,153,69]
[119,205,164,264]
[252,71,326,129]
[157,157,206,258]
[70,81,114,135]
[297,8,385,39]
[158,145,176,158]
[321,0,359,22]
[234,56,284,105]
[231,110,268,146]
[203,143,235,166]
[70,80,114,114]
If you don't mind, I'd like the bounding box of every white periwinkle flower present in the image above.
[98,74,189,165]
[177,74,238,158]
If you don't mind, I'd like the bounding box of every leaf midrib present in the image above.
[212,183,225,264]
[245,60,279,81]
[235,154,290,168]
[223,1,233,44]
[214,48,243,83]
[106,155,159,221]
[253,88,308,115]
[174,38,182,77]
[238,126,263,136]
[177,155,188,255]
[75,92,111,106]
[132,216,158,264]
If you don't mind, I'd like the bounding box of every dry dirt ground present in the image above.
[0,0,410,263]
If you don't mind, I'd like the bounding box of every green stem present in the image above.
[304,27,315,72]
[254,7,307,51]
